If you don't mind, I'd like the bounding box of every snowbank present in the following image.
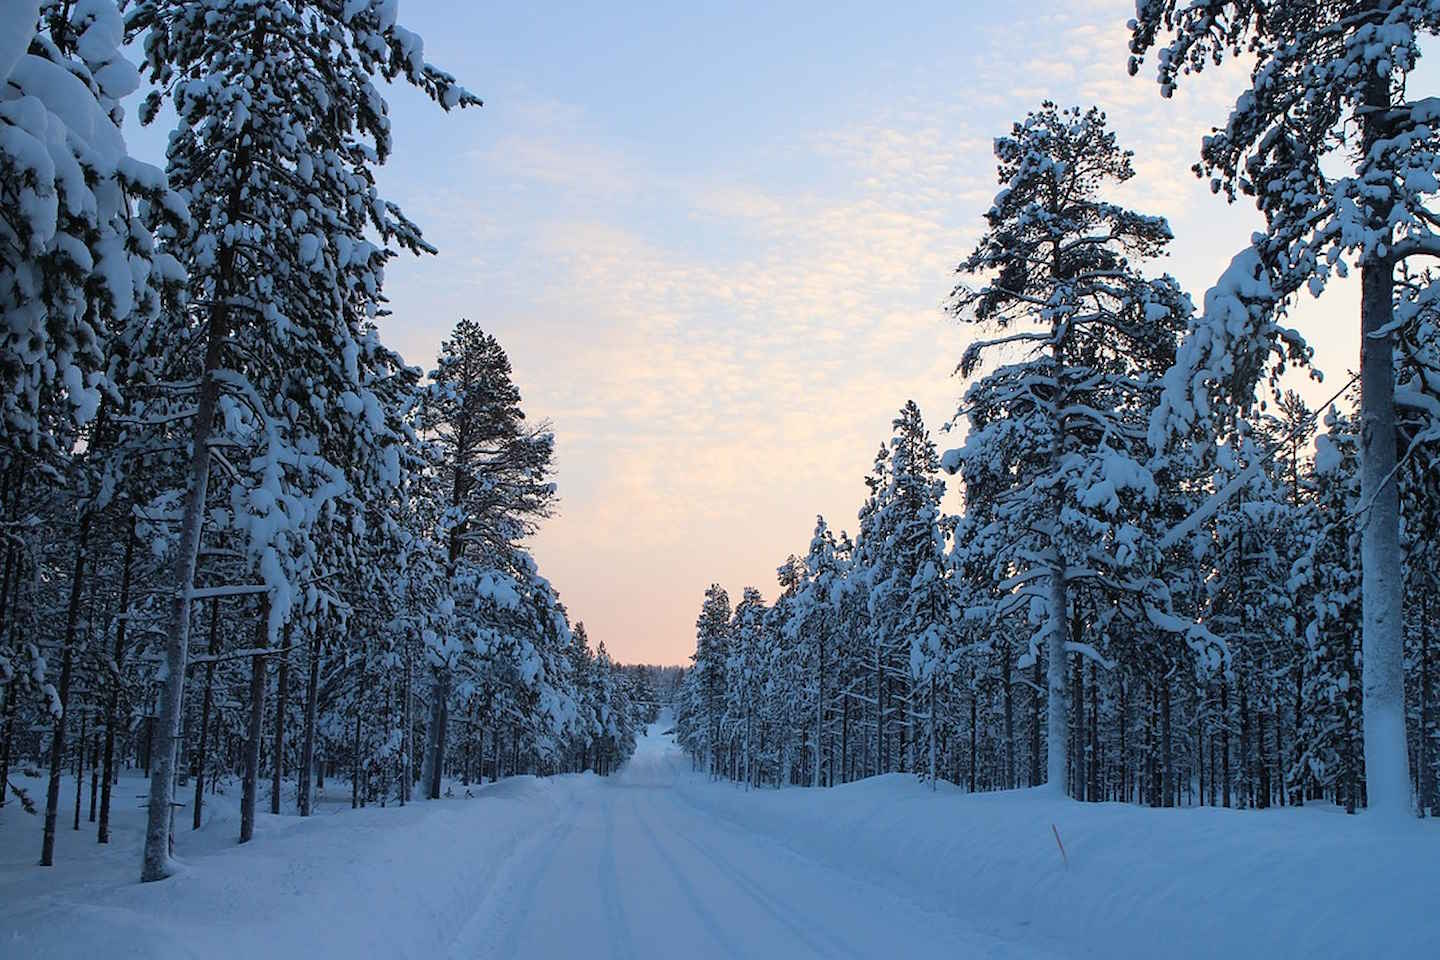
[0,769,590,959]
[675,772,1440,959]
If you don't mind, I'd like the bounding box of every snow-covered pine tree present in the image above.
[1290,409,1366,812]
[855,403,951,782]
[0,1,183,745]
[946,103,1190,796]
[1129,0,1440,818]
[692,584,731,777]
[126,0,478,878]
[0,0,182,462]
[419,320,554,797]
[727,586,767,787]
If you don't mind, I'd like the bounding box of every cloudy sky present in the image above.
[128,1,1366,665]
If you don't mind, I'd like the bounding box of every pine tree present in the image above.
[1129,0,1440,818]
[947,103,1189,795]
[126,0,478,878]
[692,584,731,777]
[419,320,554,797]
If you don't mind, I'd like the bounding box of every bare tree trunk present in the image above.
[1088,659,1099,803]
[968,670,977,792]
[1030,649,1042,788]
[813,626,824,789]
[0,468,21,810]
[193,599,220,830]
[43,514,90,866]
[423,667,450,799]
[141,315,227,881]
[88,732,99,822]
[1239,675,1252,809]
[270,623,291,815]
[875,645,884,776]
[298,626,322,816]
[1357,74,1411,820]
[928,674,937,789]
[239,602,268,842]
[1002,642,1014,790]
[1045,553,1068,794]
[73,708,88,831]
[352,662,366,809]
[1257,688,1272,809]
[1199,700,1207,806]
[1072,651,1085,800]
[1161,674,1173,808]
[1422,587,1434,816]
[0,682,14,812]
[1221,674,1231,808]
[99,517,136,843]
[401,646,412,804]
[1119,671,1128,802]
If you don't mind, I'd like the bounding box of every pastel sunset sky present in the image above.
[128,1,1377,665]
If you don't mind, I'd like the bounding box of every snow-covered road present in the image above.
[7,716,1437,959]
[447,720,1044,959]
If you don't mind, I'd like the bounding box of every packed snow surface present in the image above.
[3,715,1436,958]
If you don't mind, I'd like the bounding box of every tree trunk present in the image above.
[270,623,291,815]
[1161,675,1173,808]
[1045,557,1068,794]
[1257,691,1272,809]
[1422,587,1434,816]
[0,469,22,810]
[298,626,322,816]
[352,663,366,809]
[1199,701,1207,806]
[1002,642,1015,790]
[239,602,268,843]
[929,674,938,789]
[141,321,231,880]
[1209,697,1218,806]
[0,682,14,812]
[1119,672,1128,802]
[42,514,90,866]
[73,709,88,831]
[400,647,413,805]
[423,667,449,800]
[1072,651,1085,800]
[1088,659,1099,803]
[1292,645,1306,806]
[1030,648,1042,788]
[88,732,100,822]
[814,626,825,789]
[875,645,885,776]
[1357,73,1411,820]
[193,599,220,830]
[1274,678,1286,808]
[1221,674,1231,808]
[968,670,977,792]
[99,517,136,844]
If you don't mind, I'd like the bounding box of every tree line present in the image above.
[676,3,1440,818]
[0,1,644,881]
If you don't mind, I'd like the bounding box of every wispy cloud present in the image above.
[376,2,1359,664]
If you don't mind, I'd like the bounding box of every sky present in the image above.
[126,0,1369,666]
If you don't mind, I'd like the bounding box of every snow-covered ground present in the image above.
[3,718,1437,958]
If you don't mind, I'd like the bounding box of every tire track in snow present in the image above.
[629,791,748,957]
[597,786,636,960]
[445,793,582,960]
[488,800,584,960]
[641,790,867,960]
[667,780,1065,960]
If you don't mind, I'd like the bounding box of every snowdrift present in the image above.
[675,772,1440,959]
